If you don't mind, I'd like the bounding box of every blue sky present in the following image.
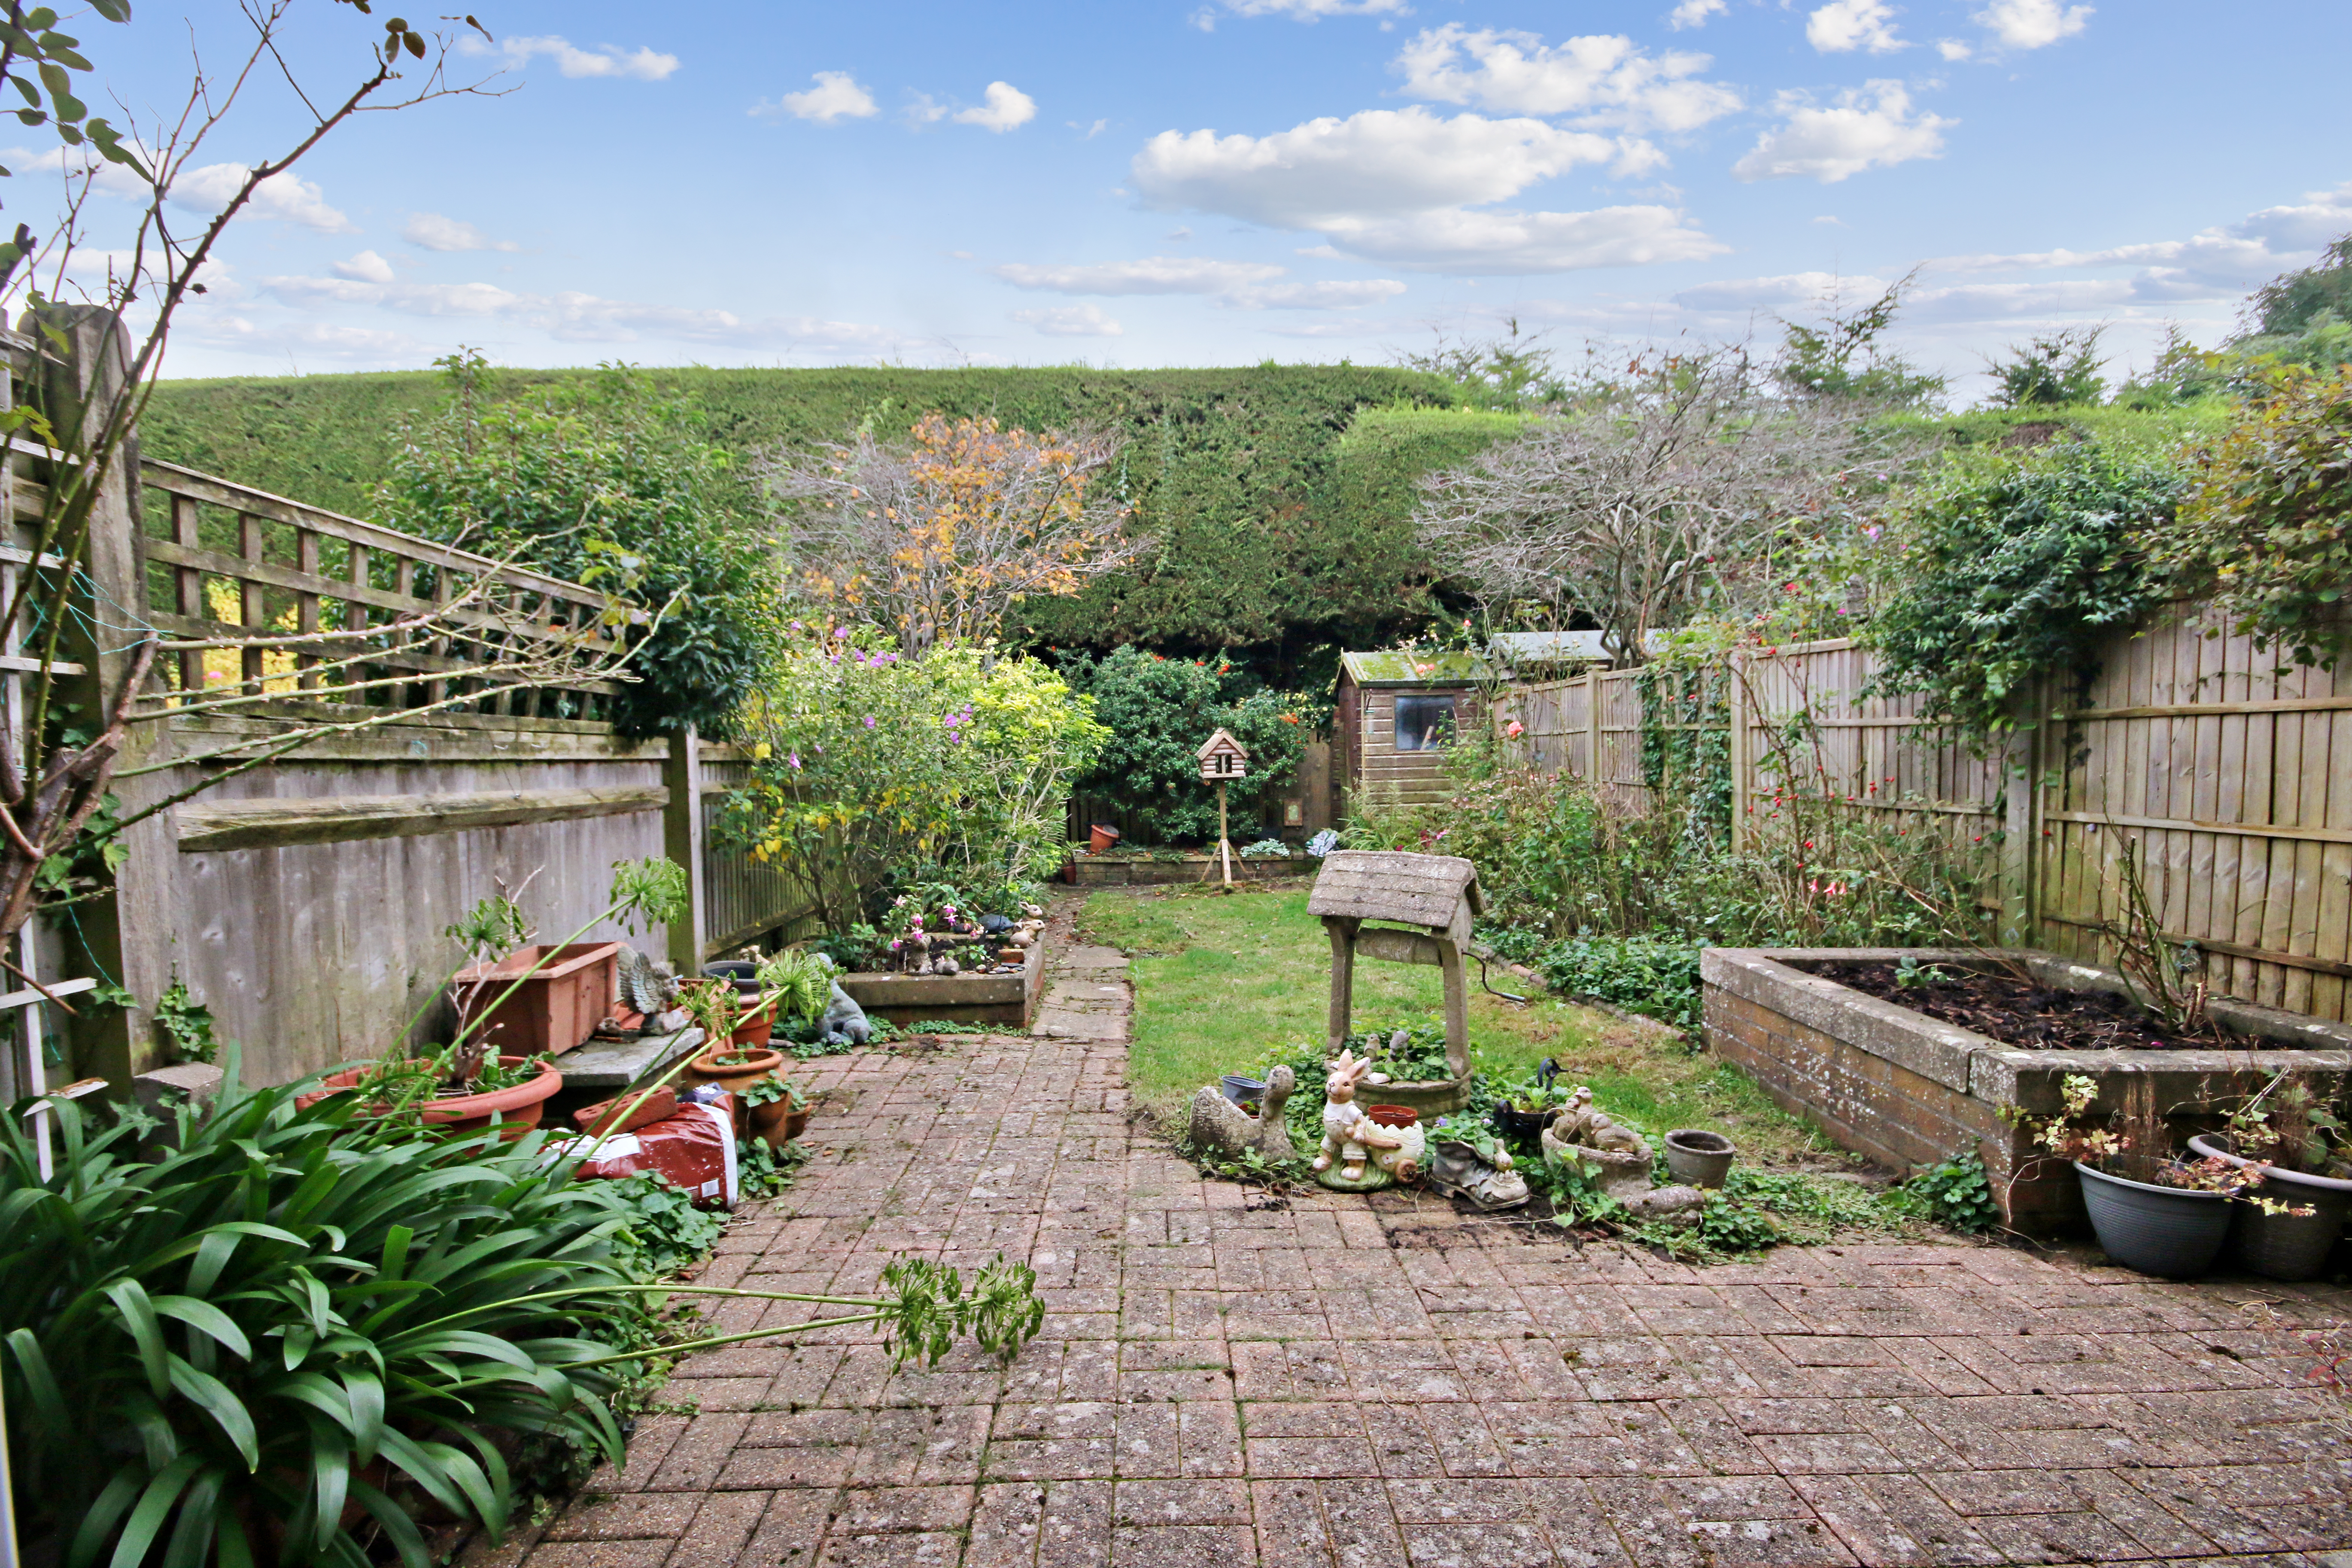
[67,0,2352,398]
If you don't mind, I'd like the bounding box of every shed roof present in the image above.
[1307,850,1484,928]
[1337,650,1496,688]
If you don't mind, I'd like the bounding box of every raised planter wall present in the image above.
[1701,947,2352,1234]
[836,936,1046,1028]
[1065,851,1314,887]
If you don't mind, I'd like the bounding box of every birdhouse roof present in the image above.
[1196,727,1249,760]
[1307,850,1483,928]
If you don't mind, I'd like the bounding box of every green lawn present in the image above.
[1080,881,1843,1169]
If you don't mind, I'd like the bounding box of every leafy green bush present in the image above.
[726,627,1106,924]
[1055,645,1317,843]
[1534,938,1705,1031]
[1865,437,2185,737]
[1903,1153,2003,1234]
[0,1075,639,1568]
[603,1173,726,1279]
[374,356,784,739]
[2156,364,2352,671]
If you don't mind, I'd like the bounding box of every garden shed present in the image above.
[1334,650,1494,807]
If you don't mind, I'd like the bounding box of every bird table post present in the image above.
[1197,727,1250,893]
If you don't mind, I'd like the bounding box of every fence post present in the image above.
[661,725,708,972]
[1584,669,1601,786]
[1997,681,2042,948]
[1727,652,1750,851]
[30,307,183,1087]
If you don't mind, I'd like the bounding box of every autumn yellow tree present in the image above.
[769,413,1149,655]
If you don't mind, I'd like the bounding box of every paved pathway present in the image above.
[505,902,2352,1568]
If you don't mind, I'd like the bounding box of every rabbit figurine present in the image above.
[1311,1049,1410,1185]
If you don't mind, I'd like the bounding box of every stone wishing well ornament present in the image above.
[1307,850,1482,1117]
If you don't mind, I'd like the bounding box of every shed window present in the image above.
[1394,693,1456,751]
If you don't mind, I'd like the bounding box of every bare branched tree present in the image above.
[0,3,644,959]
[1414,347,1896,663]
[767,411,1149,656]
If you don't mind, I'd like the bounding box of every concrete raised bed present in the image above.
[1064,850,1313,887]
[836,935,1045,1028]
[1701,947,2352,1235]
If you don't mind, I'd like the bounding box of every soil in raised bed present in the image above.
[1794,960,2240,1051]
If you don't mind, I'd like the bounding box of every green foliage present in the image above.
[2156,364,2352,671]
[738,1136,812,1200]
[1865,437,2185,737]
[0,1074,639,1568]
[144,364,1458,661]
[2247,234,2352,340]
[1904,1153,2002,1234]
[1534,939,1705,1032]
[1773,274,1946,409]
[726,628,1106,924]
[603,1173,726,1280]
[755,949,835,1027]
[152,978,222,1065]
[1395,321,1565,412]
[1055,645,1316,842]
[1986,327,2109,408]
[373,356,784,739]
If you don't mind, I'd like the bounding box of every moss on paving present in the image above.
[1082,881,1845,1168]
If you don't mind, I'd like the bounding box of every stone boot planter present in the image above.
[1664,1129,1737,1189]
[2187,1133,2352,1282]
[2075,1162,2232,1279]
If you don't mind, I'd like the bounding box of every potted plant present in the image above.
[2188,1071,2351,1282]
[740,1074,810,1146]
[307,1047,562,1138]
[2013,1073,2276,1278]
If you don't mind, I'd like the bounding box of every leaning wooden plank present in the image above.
[175,784,669,851]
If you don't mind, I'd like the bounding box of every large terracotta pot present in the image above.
[688,1044,786,1094]
[305,1056,562,1139]
[730,1004,777,1048]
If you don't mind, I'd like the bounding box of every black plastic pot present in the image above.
[2075,1162,2232,1279]
[702,960,762,997]
[2187,1133,2352,1283]
[1492,1057,1560,1143]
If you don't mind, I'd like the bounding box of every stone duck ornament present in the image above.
[1189,1065,1298,1165]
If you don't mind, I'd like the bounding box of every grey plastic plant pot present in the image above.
[2187,1133,2352,1283]
[2074,1162,2232,1279]
[1664,1129,1737,1189]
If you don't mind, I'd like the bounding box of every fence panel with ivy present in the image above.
[1505,618,2352,1023]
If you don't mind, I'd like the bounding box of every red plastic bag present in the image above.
[550,1098,737,1209]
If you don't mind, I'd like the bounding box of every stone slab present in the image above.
[555,1024,708,1091]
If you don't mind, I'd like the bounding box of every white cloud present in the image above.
[1134,108,1622,228]
[1933,179,2352,298]
[954,82,1037,133]
[167,163,354,233]
[1011,304,1123,337]
[1973,0,2091,49]
[905,94,949,127]
[993,256,1286,295]
[1131,106,1719,273]
[460,34,680,80]
[182,316,438,364]
[1937,38,1974,60]
[1394,24,1741,133]
[1668,0,1726,29]
[1806,0,1906,54]
[1732,82,1951,183]
[261,273,901,349]
[1229,279,1408,308]
[330,250,396,284]
[403,212,519,253]
[755,71,877,124]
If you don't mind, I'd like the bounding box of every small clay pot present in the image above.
[784,1107,811,1142]
[1664,1129,1737,1189]
[748,1094,792,1147]
[688,1044,786,1093]
[1365,1104,1419,1130]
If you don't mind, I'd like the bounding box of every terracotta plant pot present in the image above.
[450,943,620,1057]
[573,1086,678,1137]
[784,1107,811,1142]
[1364,1104,1419,1129]
[747,1094,792,1147]
[689,1044,786,1093]
[731,1005,777,1048]
[307,1056,562,1140]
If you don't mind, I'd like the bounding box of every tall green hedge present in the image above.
[140,365,1462,663]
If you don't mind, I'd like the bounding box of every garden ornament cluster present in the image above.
[1542,1086,1703,1219]
[1189,1064,1298,1165]
[1312,1050,1422,1190]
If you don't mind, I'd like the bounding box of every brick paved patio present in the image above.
[501,906,2352,1568]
